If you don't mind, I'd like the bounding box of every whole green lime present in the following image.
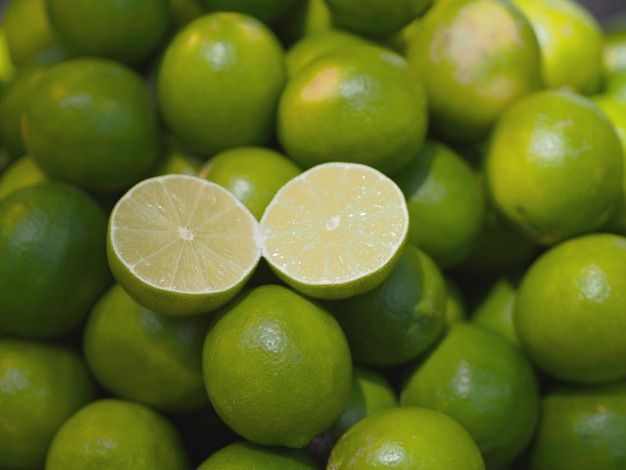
[196,441,317,469]
[0,182,110,337]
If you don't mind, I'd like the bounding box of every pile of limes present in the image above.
[1,0,625,469]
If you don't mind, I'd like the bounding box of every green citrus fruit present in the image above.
[512,0,603,95]
[0,155,47,201]
[515,233,626,384]
[0,338,95,469]
[0,182,110,337]
[0,28,16,82]
[528,382,626,470]
[46,398,188,470]
[277,45,427,175]
[394,140,485,268]
[401,323,540,467]
[149,136,202,177]
[83,283,211,413]
[603,70,626,101]
[196,441,318,469]
[471,277,520,346]
[603,28,626,75]
[327,365,398,441]
[443,275,468,332]
[169,0,205,29]
[107,174,261,316]
[46,0,171,66]
[274,0,333,46]
[24,58,161,193]
[327,406,485,469]
[405,0,543,141]
[260,162,409,300]
[198,146,302,220]
[157,12,286,156]
[329,243,446,366]
[485,89,623,245]
[323,0,433,37]
[199,0,304,25]
[202,284,352,448]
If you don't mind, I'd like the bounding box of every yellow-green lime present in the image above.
[260,162,409,300]
[485,90,623,245]
[0,28,16,82]
[198,146,302,220]
[202,284,352,448]
[0,155,47,201]
[0,182,110,337]
[0,338,95,470]
[515,233,626,384]
[277,45,428,175]
[471,277,520,346]
[401,323,540,467]
[512,0,603,95]
[327,406,485,469]
[107,174,261,316]
[604,71,626,101]
[603,27,626,75]
[47,0,171,66]
[394,140,485,268]
[405,0,543,141]
[45,398,188,470]
[329,243,446,366]
[157,12,286,155]
[196,441,317,469]
[23,58,161,193]
[83,283,211,413]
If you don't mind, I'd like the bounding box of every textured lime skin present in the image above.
[24,58,161,193]
[83,284,210,413]
[46,399,188,470]
[0,338,95,469]
[515,233,626,384]
[197,441,317,469]
[485,90,623,245]
[0,182,110,337]
[327,406,485,469]
[401,323,539,467]
[157,13,286,156]
[202,284,352,448]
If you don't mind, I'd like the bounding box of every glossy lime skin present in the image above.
[197,441,317,469]
[24,58,161,193]
[405,0,543,141]
[515,233,626,384]
[485,90,623,245]
[199,0,303,25]
[83,283,211,413]
[46,0,171,66]
[46,399,188,470]
[330,243,447,367]
[327,406,485,469]
[0,183,110,337]
[0,338,95,470]
[278,45,427,175]
[157,13,287,156]
[401,323,539,467]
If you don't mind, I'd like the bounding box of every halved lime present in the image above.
[107,174,261,315]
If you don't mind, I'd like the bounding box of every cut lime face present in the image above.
[260,162,409,299]
[107,174,261,315]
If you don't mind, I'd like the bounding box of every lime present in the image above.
[157,12,286,156]
[83,283,211,413]
[23,58,161,193]
[169,0,205,29]
[198,146,302,220]
[327,406,485,469]
[471,277,520,346]
[401,323,540,467]
[604,71,626,101]
[515,233,626,384]
[45,398,188,470]
[394,140,485,268]
[512,0,603,95]
[0,338,95,469]
[197,441,317,469]
[150,136,202,177]
[260,162,409,299]
[528,382,626,469]
[0,28,16,83]
[327,365,398,441]
[323,0,433,37]
[485,90,623,245]
[0,155,47,201]
[329,243,446,366]
[443,275,468,332]
[107,174,261,316]
[405,0,543,141]
[0,182,110,337]
[198,0,304,25]
[202,284,352,448]
[274,0,333,46]
[604,29,626,75]
[47,0,171,66]
[277,45,428,175]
